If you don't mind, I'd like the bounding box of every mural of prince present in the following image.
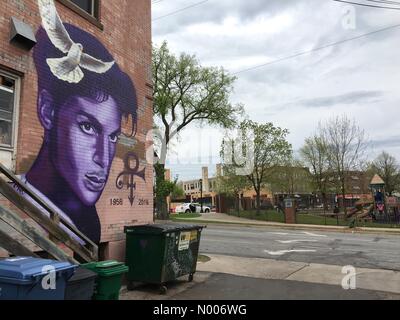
[18,1,137,244]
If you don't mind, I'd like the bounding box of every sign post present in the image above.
[284,198,297,224]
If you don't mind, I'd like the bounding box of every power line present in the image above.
[333,0,400,10]
[367,0,400,5]
[233,23,400,75]
[152,0,209,21]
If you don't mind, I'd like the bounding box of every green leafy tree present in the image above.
[171,183,185,200]
[222,120,292,214]
[270,155,313,197]
[152,41,243,219]
[215,165,249,216]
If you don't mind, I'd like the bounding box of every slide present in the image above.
[356,204,374,219]
[347,207,360,218]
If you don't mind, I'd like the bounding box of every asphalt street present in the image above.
[199,225,400,271]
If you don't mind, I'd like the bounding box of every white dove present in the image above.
[37,0,115,84]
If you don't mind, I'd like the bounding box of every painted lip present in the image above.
[84,173,107,192]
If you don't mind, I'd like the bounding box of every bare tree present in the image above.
[300,133,331,210]
[322,115,368,217]
[370,151,400,196]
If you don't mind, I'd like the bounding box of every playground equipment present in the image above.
[368,174,400,224]
[348,199,374,221]
[370,174,387,221]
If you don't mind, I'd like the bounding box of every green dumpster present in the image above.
[124,224,204,294]
[81,260,128,300]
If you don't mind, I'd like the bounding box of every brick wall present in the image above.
[0,0,153,261]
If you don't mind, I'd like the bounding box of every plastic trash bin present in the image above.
[81,260,128,300]
[124,224,204,294]
[0,257,77,300]
[65,267,97,300]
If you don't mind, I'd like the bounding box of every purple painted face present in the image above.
[52,96,121,206]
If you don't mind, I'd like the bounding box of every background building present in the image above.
[176,164,273,213]
[173,165,374,214]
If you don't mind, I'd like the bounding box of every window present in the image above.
[70,0,99,18]
[0,74,16,148]
[0,71,20,171]
[57,0,102,29]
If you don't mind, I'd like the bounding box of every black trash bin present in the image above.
[124,224,204,294]
[65,267,97,300]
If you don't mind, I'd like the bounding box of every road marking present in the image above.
[264,249,317,256]
[303,232,328,238]
[276,240,318,244]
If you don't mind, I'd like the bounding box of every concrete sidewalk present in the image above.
[171,273,399,300]
[170,212,400,235]
[196,254,400,295]
[119,254,400,300]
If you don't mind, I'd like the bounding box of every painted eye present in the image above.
[109,134,119,143]
[80,123,96,135]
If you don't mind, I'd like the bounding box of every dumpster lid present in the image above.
[95,260,124,269]
[0,257,76,280]
[124,223,204,234]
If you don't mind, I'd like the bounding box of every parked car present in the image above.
[175,202,211,214]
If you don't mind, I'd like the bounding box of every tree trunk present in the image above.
[341,180,347,219]
[322,192,328,212]
[236,193,240,217]
[256,191,261,215]
[154,163,169,220]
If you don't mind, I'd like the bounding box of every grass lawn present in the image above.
[170,213,202,220]
[227,210,400,229]
[229,210,285,223]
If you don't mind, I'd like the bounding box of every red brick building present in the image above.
[0,0,153,261]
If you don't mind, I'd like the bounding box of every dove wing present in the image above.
[80,53,115,74]
[38,0,74,53]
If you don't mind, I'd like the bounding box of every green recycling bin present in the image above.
[124,224,204,293]
[81,260,128,300]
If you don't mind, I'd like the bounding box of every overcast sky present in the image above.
[152,0,400,181]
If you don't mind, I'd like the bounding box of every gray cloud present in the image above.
[153,0,297,36]
[300,90,384,108]
[153,0,400,180]
[370,136,400,149]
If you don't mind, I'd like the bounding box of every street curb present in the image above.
[170,218,400,236]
